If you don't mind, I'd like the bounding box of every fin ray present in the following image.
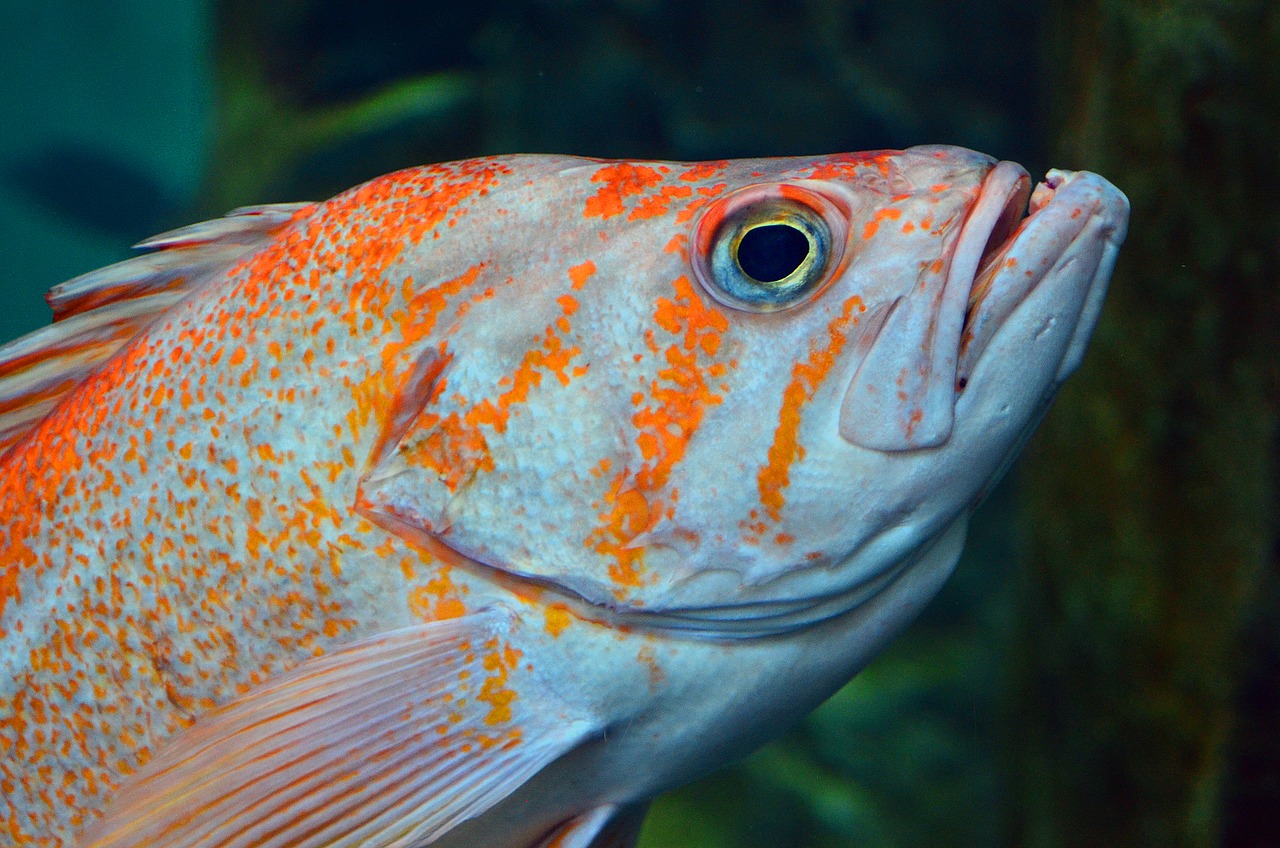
[80,607,596,848]
[133,203,313,251]
[0,202,314,454]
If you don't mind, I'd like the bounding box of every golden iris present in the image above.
[708,202,831,312]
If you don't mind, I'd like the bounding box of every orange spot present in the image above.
[675,196,712,224]
[652,276,729,356]
[544,604,572,637]
[477,640,522,726]
[628,184,693,220]
[568,260,596,289]
[583,163,663,219]
[556,294,579,316]
[407,565,469,622]
[861,206,903,241]
[679,161,727,182]
[637,644,665,688]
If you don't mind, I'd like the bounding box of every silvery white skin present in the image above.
[410,149,1128,846]
[65,146,1127,848]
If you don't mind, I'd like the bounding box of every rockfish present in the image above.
[0,146,1128,847]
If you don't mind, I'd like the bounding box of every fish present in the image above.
[0,145,1128,848]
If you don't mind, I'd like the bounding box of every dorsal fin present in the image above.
[0,201,315,454]
[48,202,314,320]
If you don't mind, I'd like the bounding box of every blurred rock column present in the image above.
[1013,1,1279,846]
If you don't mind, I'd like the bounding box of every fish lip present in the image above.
[968,163,1035,283]
[955,167,1126,388]
[949,161,1033,364]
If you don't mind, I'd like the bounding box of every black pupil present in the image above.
[736,224,811,283]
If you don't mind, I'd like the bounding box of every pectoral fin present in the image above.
[80,607,596,848]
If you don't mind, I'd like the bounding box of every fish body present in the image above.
[0,147,1128,847]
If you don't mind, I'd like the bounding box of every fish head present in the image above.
[359,146,1128,633]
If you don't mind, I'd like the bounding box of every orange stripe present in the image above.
[757,294,865,521]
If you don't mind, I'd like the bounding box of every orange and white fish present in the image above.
[0,146,1127,848]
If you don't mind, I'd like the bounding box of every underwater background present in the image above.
[0,1,1276,845]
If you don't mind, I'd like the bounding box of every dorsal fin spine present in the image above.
[0,201,316,456]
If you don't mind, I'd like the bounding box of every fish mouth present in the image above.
[954,164,1105,391]
[951,161,1033,389]
[840,159,1120,452]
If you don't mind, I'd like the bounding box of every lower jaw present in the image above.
[957,169,1077,388]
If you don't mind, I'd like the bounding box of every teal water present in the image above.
[0,1,210,340]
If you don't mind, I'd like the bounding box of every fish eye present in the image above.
[692,185,846,313]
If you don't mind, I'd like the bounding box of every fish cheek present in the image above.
[354,344,637,599]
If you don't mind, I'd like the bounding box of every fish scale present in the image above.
[0,147,1128,847]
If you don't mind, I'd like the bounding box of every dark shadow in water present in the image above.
[4,143,181,244]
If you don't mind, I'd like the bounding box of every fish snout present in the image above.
[901,143,999,171]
